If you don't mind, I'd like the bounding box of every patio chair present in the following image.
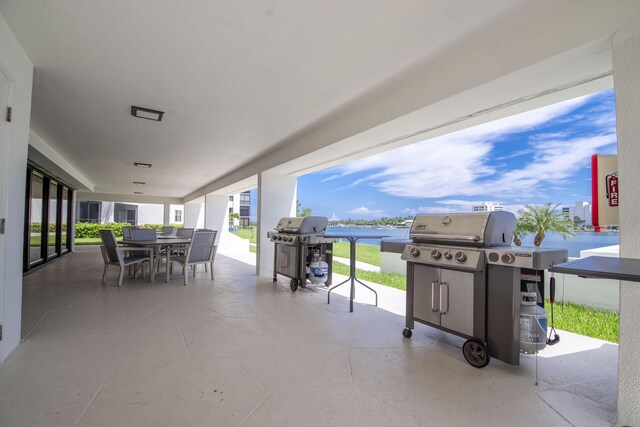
[161,226,177,236]
[99,230,153,287]
[122,226,134,239]
[129,228,157,240]
[176,227,195,238]
[168,230,217,285]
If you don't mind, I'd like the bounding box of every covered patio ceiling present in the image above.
[4,1,636,201]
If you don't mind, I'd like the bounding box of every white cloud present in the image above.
[480,133,617,198]
[348,206,388,218]
[327,93,617,200]
[320,174,342,183]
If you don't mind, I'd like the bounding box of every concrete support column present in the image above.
[163,203,171,226]
[256,172,296,277]
[205,193,229,244]
[184,197,205,229]
[613,23,640,426]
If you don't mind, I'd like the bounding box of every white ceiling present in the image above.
[0,0,569,198]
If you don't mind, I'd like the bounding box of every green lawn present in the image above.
[332,242,380,266]
[75,237,102,245]
[231,229,256,243]
[332,261,406,290]
[545,300,619,343]
[30,235,69,246]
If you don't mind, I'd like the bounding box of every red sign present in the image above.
[592,154,618,228]
[606,173,618,207]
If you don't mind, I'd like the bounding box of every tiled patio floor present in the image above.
[0,246,618,426]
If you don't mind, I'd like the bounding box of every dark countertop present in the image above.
[549,256,640,282]
[380,239,411,254]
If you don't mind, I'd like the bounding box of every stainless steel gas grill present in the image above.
[400,212,567,368]
[268,216,337,291]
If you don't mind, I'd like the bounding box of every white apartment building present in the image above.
[77,201,184,226]
[562,201,592,225]
[472,202,504,212]
[228,191,251,228]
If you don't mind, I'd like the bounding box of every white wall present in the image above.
[170,204,184,225]
[0,13,33,362]
[256,172,296,277]
[136,204,163,225]
[184,198,205,229]
[613,22,640,426]
[205,193,229,245]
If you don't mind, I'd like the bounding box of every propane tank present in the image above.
[308,255,329,284]
[520,291,548,354]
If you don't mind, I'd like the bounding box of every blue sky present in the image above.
[250,89,617,221]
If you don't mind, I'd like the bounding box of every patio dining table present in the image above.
[120,237,192,282]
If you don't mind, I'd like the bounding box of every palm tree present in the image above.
[514,203,576,247]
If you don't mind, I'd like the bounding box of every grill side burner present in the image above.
[401,212,567,368]
[268,216,337,291]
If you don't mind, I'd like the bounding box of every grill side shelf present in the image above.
[549,256,640,282]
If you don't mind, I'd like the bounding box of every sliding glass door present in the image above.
[27,171,44,266]
[24,166,74,271]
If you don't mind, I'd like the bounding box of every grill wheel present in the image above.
[290,278,298,292]
[463,339,491,368]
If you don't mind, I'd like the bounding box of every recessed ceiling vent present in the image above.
[134,162,152,168]
[131,106,164,121]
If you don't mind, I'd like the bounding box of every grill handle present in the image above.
[440,282,449,315]
[413,234,481,243]
[280,251,288,268]
[431,281,439,312]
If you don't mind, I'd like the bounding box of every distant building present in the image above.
[228,191,251,228]
[77,201,183,226]
[562,201,592,225]
[472,202,504,212]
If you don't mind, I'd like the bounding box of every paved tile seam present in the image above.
[21,313,48,341]
[535,391,583,427]
[25,304,166,349]
[346,348,354,384]
[78,304,166,342]
[73,384,104,427]
[228,356,271,395]
[238,391,272,427]
[179,328,191,357]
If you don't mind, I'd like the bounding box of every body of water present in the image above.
[326,226,619,258]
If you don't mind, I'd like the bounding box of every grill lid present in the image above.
[274,216,328,234]
[410,211,516,247]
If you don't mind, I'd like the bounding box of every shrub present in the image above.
[75,222,132,238]
[74,222,180,238]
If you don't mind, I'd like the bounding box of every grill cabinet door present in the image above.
[439,269,474,337]
[412,264,441,326]
[275,244,298,278]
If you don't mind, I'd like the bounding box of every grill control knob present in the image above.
[488,252,499,263]
[409,247,420,257]
[501,253,515,264]
[443,251,452,260]
[430,249,441,260]
[454,251,467,263]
